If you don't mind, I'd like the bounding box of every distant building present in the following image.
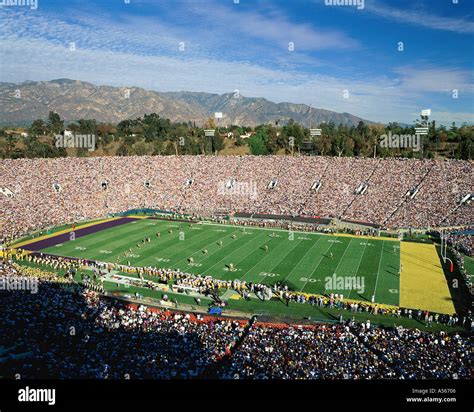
[5,129,28,138]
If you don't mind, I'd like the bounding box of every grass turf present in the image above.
[39,219,401,306]
[464,255,474,280]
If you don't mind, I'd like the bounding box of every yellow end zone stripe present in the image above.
[400,242,455,315]
[11,217,122,248]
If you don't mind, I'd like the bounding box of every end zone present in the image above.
[11,217,137,251]
[400,242,455,315]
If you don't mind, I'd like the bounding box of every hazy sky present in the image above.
[0,0,473,124]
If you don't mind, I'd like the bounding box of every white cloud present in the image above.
[2,37,472,124]
[393,66,474,94]
[367,1,474,34]
[428,111,474,125]
[193,2,360,51]
[0,5,472,124]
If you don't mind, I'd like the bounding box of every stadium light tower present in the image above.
[415,109,430,155]
[204,128,215,154]
[421,109,431,120]
[306,104,322,156]
[215,112,223,132]
[308,104,322,139]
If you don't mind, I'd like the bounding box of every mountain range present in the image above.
[0,79,374,127]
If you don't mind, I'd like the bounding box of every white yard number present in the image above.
[300,277,318,283]
[259,272,278,277]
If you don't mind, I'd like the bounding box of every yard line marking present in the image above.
[135,222,231,263]
[200,221,398,241]
[69,221,152,250]
[66,224,152,261]
[200,230,270,276]
[372,240,385,301]
[314,237,355,292]
[227,233,285,278]
[330,237,355,275]
[91,221,175,263]
[280,235,324,286]
[163,227,244,269]
[252,238,306,283]
[233,235,302,283]
[299,239,338,292]
[191,229,268,273]
[83,220,170,257]
[346,240,369,301]
[202,222,326,239]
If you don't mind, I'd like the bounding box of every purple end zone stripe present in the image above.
[22,217,139,251]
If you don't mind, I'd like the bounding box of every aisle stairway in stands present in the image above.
[297,161,331,216]
[198,315,257,378]
[383,162,435,227]
[340,158,382,219]
[177,156,200,212]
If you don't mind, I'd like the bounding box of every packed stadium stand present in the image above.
[0,261,470,379]
[0,156,472,381]
[1,156,472,241]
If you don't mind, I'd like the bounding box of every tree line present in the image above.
[0,111,472,159]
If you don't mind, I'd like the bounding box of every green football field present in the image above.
[465,256,474,285]
[41,219,401,306]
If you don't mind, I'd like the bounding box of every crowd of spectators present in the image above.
[445,229,473,257]
[0,260,470,380]
[1,156,472,243]
[352,323,471,379]
[0,260,245,378]
[220,323,391,379]
[394,160,473,228]
[217,320,471,379]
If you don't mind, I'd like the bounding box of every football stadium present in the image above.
[1,155,472,381]
[0,0,472,406]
